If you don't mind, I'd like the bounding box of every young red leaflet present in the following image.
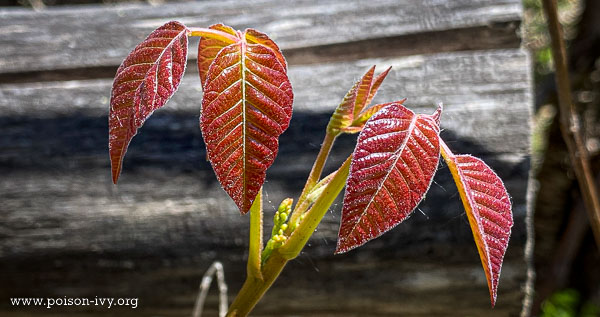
[441,142,513,307]
[200,30,293,214]
[109,21,189,183]
[336,103,441,253]
[351,99,406,130]
[327,66,392,135]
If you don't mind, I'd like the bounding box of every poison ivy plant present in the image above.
[108,21,514,316]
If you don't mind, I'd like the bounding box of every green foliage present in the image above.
[523,0,580,77]
[541,289,600,317]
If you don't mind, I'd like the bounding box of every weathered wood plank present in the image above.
[0,46,531,315]
[0,0,531,314]
[0,0,523,74]
[0,49,532,155]
[0,139,529,315]
[0,123,528,313]
[0,151,528,256]
[0,250,526,316]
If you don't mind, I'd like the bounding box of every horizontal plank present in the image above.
[0,153,529,256]
[1,129,529,312]
[0,22,522,84]
[0,47,530,259]
[0,50,531,276]
[0,250,526,316]
[0,0,522,74]
[0,49,532,155]
[0,48,530,268]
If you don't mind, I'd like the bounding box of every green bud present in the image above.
[279,212,288,222]
[278,198,293,213]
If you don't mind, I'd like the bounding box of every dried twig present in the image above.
[192,261,228,317]
[542,0,600,248]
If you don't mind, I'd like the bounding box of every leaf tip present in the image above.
[366,65,376,75]
[109,146,124,185]
[111,171,119,185]
[490,293,497,308]
[380,66,392,77]
[233,192,256,215]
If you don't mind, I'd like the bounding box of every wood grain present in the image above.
[0,49,531,314]
[0,0,522,74]
[0,50,532,154]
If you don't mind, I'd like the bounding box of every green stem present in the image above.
[225,155,351,316]
[279,155,351,259]
[247,188,263,280]
[226,251,287,317]
[289,132,337,226]
[188,27,238,43]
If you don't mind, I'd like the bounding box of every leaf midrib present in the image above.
[347,112,418,240]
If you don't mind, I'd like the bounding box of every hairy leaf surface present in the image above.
[442,147,513,307]
[200,31,293,214]
[336,103,441,253]
[109,21,189,183]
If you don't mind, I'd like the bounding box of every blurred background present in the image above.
[0,0,597,316]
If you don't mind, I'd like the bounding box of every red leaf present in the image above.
[327,77,359,134]
[349,99,406,131]
[327,66,392,134]
[336,103,441,253]
[353,66,375,118]
[441,142,513,307]
[200,31,293,214]
[109,21,189,184]
[364,66,392,107]
[197,24,237,87]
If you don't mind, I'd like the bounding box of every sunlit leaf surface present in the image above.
[336,103,440,253]
[109,21,189,183]
[200,30,293,214]
[442,148,513,307]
